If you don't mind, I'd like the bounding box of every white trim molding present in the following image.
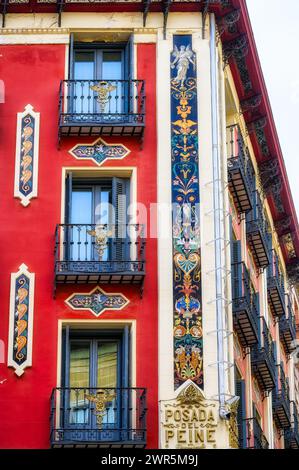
[7,264,35,377]
[14,104,40,207]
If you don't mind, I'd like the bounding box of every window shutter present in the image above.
[125,34,135,115]
[236,379,247,448]
[69,33,74,79]
[112,177,128,262]
[125,34,134,79]
[65,172,73,224]
[122,326,130,432]
[254,293,261,344]
[231,240,242,300]
[61,326,70,388]
[122,326,129,388]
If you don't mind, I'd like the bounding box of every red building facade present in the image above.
[0,39,158,448]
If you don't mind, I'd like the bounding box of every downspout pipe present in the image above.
[209,13,228,420]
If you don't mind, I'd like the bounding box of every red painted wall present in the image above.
[0,43,158,448]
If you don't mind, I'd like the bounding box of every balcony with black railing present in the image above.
[54,224,146,289]
[231,261,259,347]
[245,418,269,449]
[284,402,299,449]
[227,124,254,214]
[58,79,145,139]
[267,251,286,318]
[50,387,147,448]
[251,317,276,392]
[272,364,291,430]
[279,295,297,355]
[246,191,271,269]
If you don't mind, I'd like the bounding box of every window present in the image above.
[74,49,124,81]
[65,175,129,263]
[69,41,133,117]
[61,327,130,439]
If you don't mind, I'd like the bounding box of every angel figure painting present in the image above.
[171,44,195,87]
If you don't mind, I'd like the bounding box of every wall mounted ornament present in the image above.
[171,35,203,390]
[69,137,130,166]
[14,104,40,207]
[7,264,35,377]
[65,287,129,317]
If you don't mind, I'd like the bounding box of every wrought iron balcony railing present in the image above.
[251,317,276,392]
[58,79,145,139]
[227,124,254,213]
[267,251,286,318]
[279,295,297,355]
[245,418,269,449]
[54,224,146,288]
[231,261,259,347]
[284,402,299,449]
[50,387,147,448]
[246,191,271,269]
[272,364,291,430]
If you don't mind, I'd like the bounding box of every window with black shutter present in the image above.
[236,377,247,448]
[64,174,129,262]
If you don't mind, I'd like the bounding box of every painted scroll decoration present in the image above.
[14,104,40,207]
[8,264,35,377]
[66,287,129,317]
[171,36,203,389]
[69,137,130,166]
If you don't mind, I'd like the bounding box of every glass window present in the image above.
[74,51,95,80]
[67,338,120,428]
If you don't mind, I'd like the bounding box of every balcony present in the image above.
[246,191,271,269]
[284,403,299,449]
[231,262,259,347]
[267,252,286,318]
[245,418,269,449]
[54,224,146,288]
[251,318,276,392]
[58,79,145,139]
[272,364,291,430]
[50,387,147,448]
[227,125,254,214]
[279,296,297,355]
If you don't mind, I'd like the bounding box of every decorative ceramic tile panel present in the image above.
[69,137,130,166]
[7,264,35,376]
[170,35,203,389]
[66,287,129,317]
[14,104,40,207]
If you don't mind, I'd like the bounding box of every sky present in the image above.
[246,0,299,216]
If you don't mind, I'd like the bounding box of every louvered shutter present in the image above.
[231,240,242,300]
[236,379,247,448]
[112,177,128,264]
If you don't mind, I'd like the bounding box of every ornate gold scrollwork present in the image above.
[90,81,117,113]
[87,225,112,261]
[85,389,116,428]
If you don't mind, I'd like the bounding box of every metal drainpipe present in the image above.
[210,13,227,419]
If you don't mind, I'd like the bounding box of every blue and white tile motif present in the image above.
[171,35,203,390]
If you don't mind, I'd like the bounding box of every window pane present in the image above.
[71,189,92,224]
[74,52,95,80]
[70,342,90,388]
[102,52,122,80]
[69,342,90,425]
[97,342,118,426]
[74,52,95,114]
[97,342,118,389]
[70,190,93,261]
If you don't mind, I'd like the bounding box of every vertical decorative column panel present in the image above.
[14,104,40,207]
[171,35,203,389]
[7,264,35,376]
